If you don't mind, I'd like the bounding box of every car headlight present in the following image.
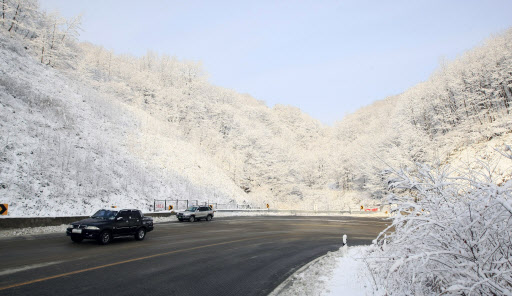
[67,224,75,229]
[85,226,100,230]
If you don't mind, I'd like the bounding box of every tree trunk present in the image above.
[2,0,6,26]
[8,3,20,32]
[47,22,57,66]
[462,97,470,118]
[503,83,512,114]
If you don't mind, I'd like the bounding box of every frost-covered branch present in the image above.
[368,155,512,295]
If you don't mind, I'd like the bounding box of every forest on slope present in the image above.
[1,0,511,216]
[332,31,512,197]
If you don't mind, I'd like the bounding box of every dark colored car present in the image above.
[66,209,154,245]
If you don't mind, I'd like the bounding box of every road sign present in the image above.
[168,205,173,210]
[111,205,117,208]
[360,205,364,210]
[364,208,378,212]
[0,204,7,215]
[154,200,165,211]
[266,204,269,209]
[209,205,213,209]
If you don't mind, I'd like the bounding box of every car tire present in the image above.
[189,216,195,222]
[135,228,146,241]
[97,231,112,245]
[206,215,212,221]
[71,236,83,243]
[178,218,183,222]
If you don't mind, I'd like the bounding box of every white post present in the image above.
[341,234,348,256]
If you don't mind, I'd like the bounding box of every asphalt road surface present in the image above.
[0,216,389,296]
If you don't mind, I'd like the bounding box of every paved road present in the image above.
[0,216,389,296]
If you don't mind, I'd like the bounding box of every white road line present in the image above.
[0,261,63,276]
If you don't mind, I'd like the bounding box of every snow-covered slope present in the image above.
[73,42,333,208]
[1,1,511,216]
[0,33,246,216]
[330,29,512,196]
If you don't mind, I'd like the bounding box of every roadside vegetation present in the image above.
[369,149,512,295]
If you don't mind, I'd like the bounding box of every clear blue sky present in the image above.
[40,0,512,125]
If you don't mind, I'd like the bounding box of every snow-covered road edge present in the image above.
[271,245,383,296]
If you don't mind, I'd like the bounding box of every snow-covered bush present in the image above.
[370,154,512,295]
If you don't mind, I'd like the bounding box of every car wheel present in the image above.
[189,216,195,222]
[97,231,112,245]
[178,218,183,222]
[71,236,83,243]
[206,215,212,221]
[135,228,146,241]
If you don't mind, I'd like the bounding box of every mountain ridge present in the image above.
[1,2,511,216]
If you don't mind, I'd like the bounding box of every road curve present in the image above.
[0,216,389,296]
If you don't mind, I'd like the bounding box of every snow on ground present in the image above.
[273,245,382,296]
[325,247,382,296]
[0,224,69,238]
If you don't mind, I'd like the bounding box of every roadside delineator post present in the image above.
[341,234,348,256]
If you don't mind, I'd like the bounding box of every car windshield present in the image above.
[185,207,198,212]
[91,209,118,220]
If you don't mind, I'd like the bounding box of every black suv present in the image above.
[66,209,154,245]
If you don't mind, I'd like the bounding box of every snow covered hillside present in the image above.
[1,1,511,217]
[76,28,512,210]
[0,33,246,216]
[330,29,512,197]
[73,42,336,210]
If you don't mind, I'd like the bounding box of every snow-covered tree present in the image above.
[369,156,512,295]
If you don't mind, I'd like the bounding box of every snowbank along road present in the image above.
[0,216,389,296]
